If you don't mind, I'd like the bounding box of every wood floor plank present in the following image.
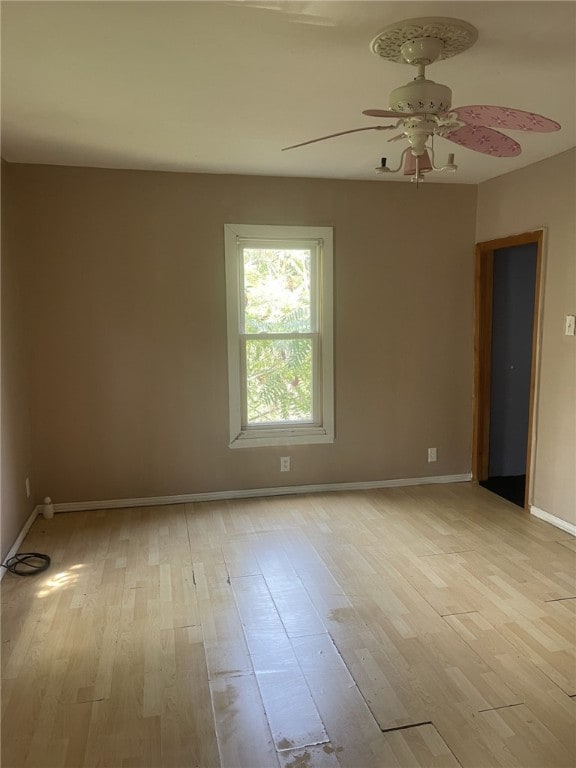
[444,610,576,748]
[221,536,262,578]
[475,704,574,767]
[288,534,522,722]
[383,723,462,768]
[195,558,253,681]
[230,573,329,751]
[277,744,342,768]
[211,673,279,768]
[2,482,575,767]
[291,631,432,768]
[254,533,328,638]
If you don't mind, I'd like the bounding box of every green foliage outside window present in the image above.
[243,248,314,423]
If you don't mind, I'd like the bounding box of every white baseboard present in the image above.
[530,505,576,537]
[52,473,473,513]
[0,505,42,581]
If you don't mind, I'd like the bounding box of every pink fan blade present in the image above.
[282,124,394,151]
[445,124,521,157]
[453,105,560,132]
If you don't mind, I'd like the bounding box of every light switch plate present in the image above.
[565,314,575,336]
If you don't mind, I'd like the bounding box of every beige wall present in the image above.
[6,164,477,505]
[1,161,34,559]
[476,149,576,526]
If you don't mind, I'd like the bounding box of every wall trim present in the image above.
[0,505,41,581]
[52,473,473,513]
[530,505,576,537]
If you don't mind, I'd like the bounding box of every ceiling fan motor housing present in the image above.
[389,78,452,114]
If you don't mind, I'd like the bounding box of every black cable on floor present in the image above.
[0,552,51,576]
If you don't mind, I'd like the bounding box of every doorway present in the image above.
[472,231,543,508]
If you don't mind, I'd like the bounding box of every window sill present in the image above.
[229,427,334,449]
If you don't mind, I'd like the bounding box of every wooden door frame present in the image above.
[472,230,544,508]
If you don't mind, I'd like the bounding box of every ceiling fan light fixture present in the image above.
[375,148,410,174]
[438,152,458,172]
[403,149,433,177]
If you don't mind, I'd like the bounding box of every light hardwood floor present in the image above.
[2,482,575,768]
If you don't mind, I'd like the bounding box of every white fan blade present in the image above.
[282,125,395,151]
[363,109,424,119]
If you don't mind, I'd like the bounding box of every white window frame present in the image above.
[225,223,334,448]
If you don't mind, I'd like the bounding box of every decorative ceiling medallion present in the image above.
[371,17,478,63]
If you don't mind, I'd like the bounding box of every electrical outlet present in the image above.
[280,456,291,472]
[25,477,31,498]
[427,447,437,463]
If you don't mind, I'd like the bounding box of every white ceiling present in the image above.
[1,1,575,184]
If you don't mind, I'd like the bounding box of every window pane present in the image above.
[243,248,312,333]
[245,338,313,424]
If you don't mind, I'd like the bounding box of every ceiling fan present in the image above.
[282,17,561,182]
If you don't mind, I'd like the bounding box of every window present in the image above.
[225,223,334,448]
